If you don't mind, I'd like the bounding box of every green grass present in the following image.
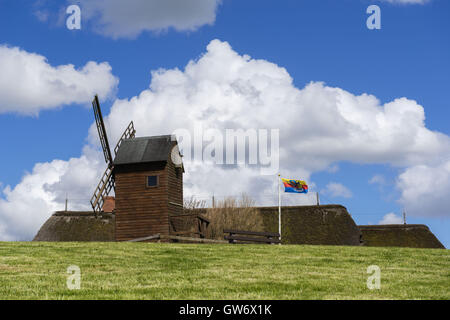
[0,242,448,300]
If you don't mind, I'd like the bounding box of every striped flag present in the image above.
[281,178,308,193]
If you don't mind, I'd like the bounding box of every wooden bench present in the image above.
[223,229,281,244]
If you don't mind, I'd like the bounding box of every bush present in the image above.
[203,194,263,240]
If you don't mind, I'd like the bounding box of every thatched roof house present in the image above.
[257,205,362,246]
[33,205,361,245]
[33,211,114,242]
[33,206,445,249]
[359,224,445,249]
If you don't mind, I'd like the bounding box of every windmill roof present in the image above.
[113,135,176,165]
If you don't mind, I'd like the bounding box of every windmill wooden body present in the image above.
[90,95,184,241]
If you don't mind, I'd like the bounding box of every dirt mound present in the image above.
[359,224,445,249]
[33,211,115,242]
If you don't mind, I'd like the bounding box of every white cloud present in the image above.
[369,174,386,185]
[0,45,118,115]
[91,39,450,212]
[1,39,450,240]
[101,40,450,170]
[397,160,450,217]
[379,213,403,224]
[75,0,221,39]
[34,9,49,22]
[0,146,104,241]
[322,182,353,198]
[326,164,339,173]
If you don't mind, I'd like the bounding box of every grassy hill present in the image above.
[0,242,448,300]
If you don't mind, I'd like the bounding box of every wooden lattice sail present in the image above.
[90,95,136,214]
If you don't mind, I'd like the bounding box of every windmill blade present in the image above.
[90,166,115,214]
[92,95,113,167]
[90,108,137,214]
[114,121,136,155]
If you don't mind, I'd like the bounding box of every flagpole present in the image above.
[278,173,281,244]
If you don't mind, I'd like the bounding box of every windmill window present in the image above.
[146,175,159,187]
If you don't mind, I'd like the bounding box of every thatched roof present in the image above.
[33,205,362,245]
[258,205,362,246]
[359,224,445,249]
[33,211,115,242]
[33,207,444,249]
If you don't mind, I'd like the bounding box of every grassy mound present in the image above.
[0,242,448,299]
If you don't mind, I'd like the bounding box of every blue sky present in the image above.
[0,0,449,246]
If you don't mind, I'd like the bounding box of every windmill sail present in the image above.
[90,96,136,214]
[90,166,114,214]
[92,95,113,166]
[114,121,136,155]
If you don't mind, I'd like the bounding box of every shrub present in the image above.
[203,194,263,240]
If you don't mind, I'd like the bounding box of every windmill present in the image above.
[90,95,136,214]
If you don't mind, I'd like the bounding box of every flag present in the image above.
[281,178,308,193]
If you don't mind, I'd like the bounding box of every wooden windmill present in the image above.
[89,95,187,241]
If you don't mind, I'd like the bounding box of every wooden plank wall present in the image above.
[115,162,170,241]
[167,156,183,216]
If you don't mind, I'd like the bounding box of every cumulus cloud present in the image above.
[92,40,450,209]
[102,40,449,169]
[379,213,403,224]
[0,45,118,115]
[322,182,353,198]
[0,146,104,241]
[397,160,450,217]
[1,39,449,240]
[74,0,221,39]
